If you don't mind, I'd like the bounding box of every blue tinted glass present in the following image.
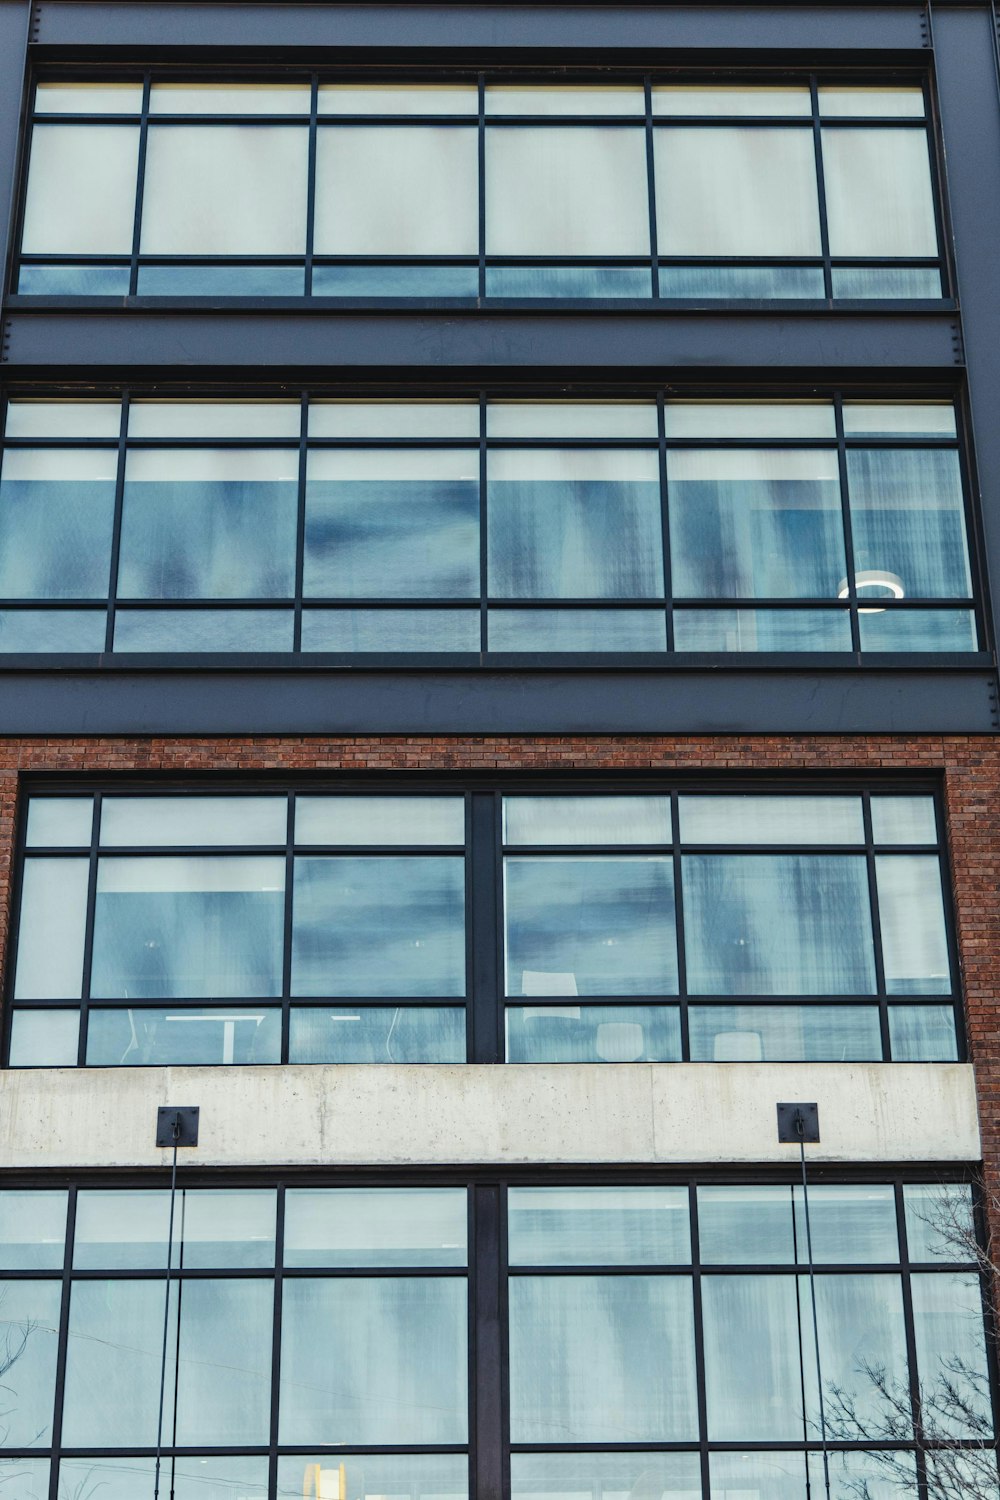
[136,264,305,296]
[832,266,942,299]
[486,266,652,298]
[858,608,978,652]
[312,264,478,297]
[113,608,294,651]
[302,608,480,652]
[0,467,115,598]
[0,1281,60,1446]
[659,265,825,299]
[669,449,845,598]
[689,1004,883,1061]
[489,609,666,651]
[505,1004,681,1061]
[17,263,131,296]
[86,1007,282,1065]
[289,1006,466,1062]
[291,856,466,997]
[304,457,479,598]
[683,854,876,995]
[505,856,678,997]
[0,1460,48,1499]
[847,449,971,599]
[91,856,285,999]
[888,1005,959,1061]
[0,609,105,652]
[118,459,298,599]
[674,608,852,652]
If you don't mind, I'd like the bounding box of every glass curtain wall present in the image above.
[6,788,959,1067]
[16,80,943,301]
[0,397,976,657]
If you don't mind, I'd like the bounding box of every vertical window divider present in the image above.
[473,1183,505,1500]
[689,1182,710,1495]
[45,1184,77,1500]
[896,1180,930,1500]
[833,392,862,658]
[304,77,319,298]
[293,395,309,655]
[469,790,501,1064]
[128,74,152,298]
[77,792,103,1068]
[479,393,488,658]
[478,77,487,301]
[809,76,834,303]
[789,1185,815,1471]
[104,394,130,656]
[281,795,295,1064]
[268,1182,286,1500]
[657,391,673,652]
[671,792,689,1060]
[644,78,660,300]
[932,786,966,1064]
[862,791,892,1062]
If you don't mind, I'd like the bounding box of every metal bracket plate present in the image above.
[155,1106,200,1148]
[776,1102,820,1144]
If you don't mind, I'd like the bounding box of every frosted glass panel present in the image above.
[654,85,811,116]
[314,126,478,254]
[320,85,477,116]
[150,83,310,115]
[820,87,926,118]
[296,796,465,846]
[141,125,308,254]
[36,82,143,114]
[489,609,666,651]
[487,86,644,116]
[22,125,139,253]
[503,795,671,845]
[284,1188,467,1267]
[680,795,864,845]
[486,127,650,255]
[128,402,301,438]
[25,798,93,848]
[14,858,89,999]
[310,403,478,439]
[655,126,821,255]
[822,128,939,256]
[487,402,657,439]
[843,403,956,438]
[875,854,951,994]
[7,1009,80,1066]
[100,796,287,847]
[663,402,835,440]
[4,402,122,439]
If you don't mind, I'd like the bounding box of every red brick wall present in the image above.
[0,732,998,1198]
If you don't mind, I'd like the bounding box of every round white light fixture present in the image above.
[837,569,905,614]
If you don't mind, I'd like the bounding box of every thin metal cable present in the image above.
[798,1115,832,1500]
[153,1114,181,1500]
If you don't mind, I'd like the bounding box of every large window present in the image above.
[6,786,960,1068]
[0,1177,990,1499]
[15,77,945,301]
[0,396,978,657]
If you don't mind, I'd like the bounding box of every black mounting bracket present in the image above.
[155,1106,200,1148]
[776,1102,820,1144]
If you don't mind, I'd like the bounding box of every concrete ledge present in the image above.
[0,1063,979,1169]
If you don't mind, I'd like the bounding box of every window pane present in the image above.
[7,1009,80,1066]
[0,449,117,599]
[870,795,937,845]
[128,401,301,439]
[876,854,951,994]
[858,608,978,653]
[808,1274,910,1436]
[118,449,299,599]
[302,607,480,653]
[487,402,657,439]
[698,1186,796,1264]
[822,128,939,257]
[0,1282,60,1447]
[22,125,139,253]
[150,83,311,115]
[832,264,942,300]
[486,264,651,299]
[820,87,926,118]
[0,1192,67,1269]
[683,854,876,994]
[505,856,677,996]
[60,1457,268,1500]
[843,403,957,439]
[703,1274,802,1439]
[4,401,122,439]
[141,125,308,254]
[0,609,106,653]
[320,84,478,115]
[512,1453,702,1500]
[506,1003,681,1062]
[25,797,94,848]
[486,127,650,255]
[14,858,88,999]
[655,127,821,255]
[509,1275,697,1441]
[888,1004,958,1061]
[663,401,835,440]
[280,1277,467,1443]
[847,449,971,600]
[668,449,844,598]
[654,85,812,117]
[911,1272,992,1437]
[289,1006,466,1063]
[487,86,644,116]
[903,1184,975,1263]
[660,263,825,299]
[297,796,464,846]
[508,1187,690,1266]
[311,402,478,439]
[674,608,852,653]
[36,81,143,114]
[792,1184,899,1264]
[679,795,864,845]
[503,795,671,846]
[314,126,478,254]
[284,1188,467,1267]
[488,608,666,652]
[113,608,294,653]
[173,1278,273,1445]
[710,1452,809,1499]
[74,1189,275,1269]
[305,450,479,599]
[291,856,466,997]
[279,1456,467,1500]
[90,856,285,998]
[488,449,663,598]
[688,1004,882,1061]
[86,1006,281,1065]
[100,795,287,847]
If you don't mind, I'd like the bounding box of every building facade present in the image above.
[0,2,999,1497]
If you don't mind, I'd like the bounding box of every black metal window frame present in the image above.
[0,385,987,668]
[0,1165,993,1500]
[3,775,966,1069]
[9,64,954,310]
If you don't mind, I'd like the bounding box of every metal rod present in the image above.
[153,1112,181,1500]
[797,1113,833,1500]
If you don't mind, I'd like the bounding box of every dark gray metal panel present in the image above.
[0,309,964,376]
[0,2,29,295]
[0,670,994,734]
[933,6,1000,657]
[32,3,927,56]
